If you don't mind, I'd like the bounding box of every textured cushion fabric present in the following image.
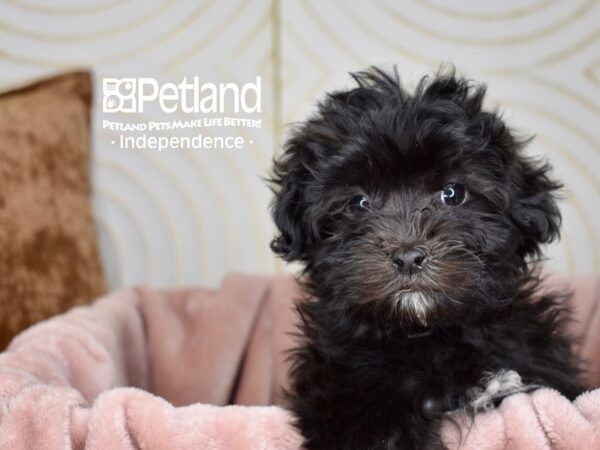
[0,71,106,350]
[0,273,304,449]
[0,273,597,449]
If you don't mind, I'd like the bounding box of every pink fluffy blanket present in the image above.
[0,273,598,449]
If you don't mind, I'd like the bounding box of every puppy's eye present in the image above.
[350,195,370,210]
[440,183,466,206]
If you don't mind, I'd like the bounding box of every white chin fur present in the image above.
[395,291,433,326]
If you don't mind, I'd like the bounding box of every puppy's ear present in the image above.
[474,90,561,258]
[269,136,317,262]
[509,153,562,257]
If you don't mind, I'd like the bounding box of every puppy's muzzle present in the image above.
[391,248,428,275]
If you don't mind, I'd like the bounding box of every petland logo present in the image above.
[102,77,261,114]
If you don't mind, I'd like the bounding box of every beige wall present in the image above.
[1,0,598,288]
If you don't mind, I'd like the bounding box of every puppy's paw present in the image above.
[466,369,535,412]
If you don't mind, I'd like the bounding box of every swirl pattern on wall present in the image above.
[0,0,597,288]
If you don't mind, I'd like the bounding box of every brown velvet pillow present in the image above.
[0,71,106,349]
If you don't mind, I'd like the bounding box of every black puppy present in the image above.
[269,67,582,450]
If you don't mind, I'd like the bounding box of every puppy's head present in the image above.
[270,67,561,326]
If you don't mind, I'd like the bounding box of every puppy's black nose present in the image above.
[392,248,427,275]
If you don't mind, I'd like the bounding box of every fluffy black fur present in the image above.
[269,66,582,450]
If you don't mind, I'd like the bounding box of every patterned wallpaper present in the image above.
[0,0,598,289]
